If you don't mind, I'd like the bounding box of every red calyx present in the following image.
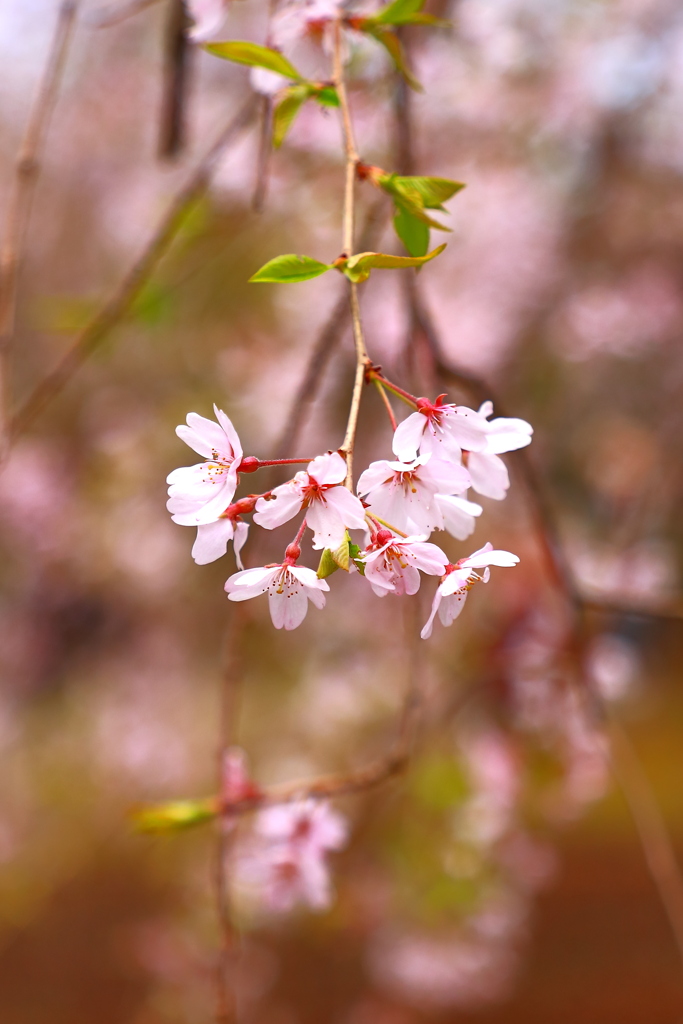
[284,541,301,564]
[238,456,260,473]
[375,528,394,547]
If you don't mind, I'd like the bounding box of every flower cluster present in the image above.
[235,798,348,913]
[167,388,529,636]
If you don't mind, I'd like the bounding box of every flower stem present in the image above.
[367,513,408,538]
[373,379,398,431]
[367,371,418,409]
[333,19,371,491]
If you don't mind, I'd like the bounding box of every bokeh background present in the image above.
[1,0,683,1020]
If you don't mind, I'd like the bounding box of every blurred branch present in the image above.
[251,95,274,212]
[88,0,163,28]
[158,0,193,159]
[10,96,257,443]
[608,719,683,966]
[393,52,683,976]
[0,0,80,465]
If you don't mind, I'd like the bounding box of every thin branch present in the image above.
[407,280,683,977]
[0,0,80,465]
[374,379,398,431]
[158,0,192,160]
[274,197,386,459]
[252,96,274,212]
[10,97,256,442]
[88,0,163,28]
[332,20,371,489]
[608,719,683,967]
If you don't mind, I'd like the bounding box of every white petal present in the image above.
[306,500,347,551]
[392,412,427,461]
[307,452,346,486]
[462,548,519,569]
[289,565,330,592]
[406,541,449,576]
[484,416,533,455]
[434,494,483,540]
[323,486,367,531]
[478,400,494,419]
[192,519,235,564]
[439,590,469,626]
[253,482,304,530]
[225,566,275,593]
[177,412,233,460]
[442,406,489,452]
[420,457,470,496]
[421,589,443,639]
[357,460,395,496]
[213,405,243,460]
[395,563,421,596]
[468,452,510,500]
[233,521,249,570]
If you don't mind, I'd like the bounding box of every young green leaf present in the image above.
[364,26,423,91]
[394,206,430,257]
[349,541,366,575]
[204,41,302,81]
[374,0,425,24]
[131,797,218,833]
[250,254,333,283]
[273,84,313,147]
[343,244,446,282]
[331,535,351,571]
[317,547,340,579]
[393,175,465,209]
[313,85,340,107]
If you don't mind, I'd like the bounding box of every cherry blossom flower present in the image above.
[187,0,229,41]
[392,396,489,463]
[466,402,533,500]
[192,518,249,567]
[271,0,343,52]
[421,543,520,639]
[256,798,347,854]
[434,494,484,540]
[167,407,243,526]
[361,533,449,597]
[358,454,469,535]
[247,799,348,912]
[225,562,329,630]
[253,452,366,550]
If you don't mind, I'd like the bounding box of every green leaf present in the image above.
[343,244,446,282]
[374,0,424,24]
[204,41,302,81]
[131,797,218,833]
[365,26,423,91]
[331,535,351,571]
[393,175,465,209]
[249,254,333,283]
[273,84,313,147]
[317,547,340,579]
[313,85,340,107]
[349,541,366,575]
[394,207,429,257]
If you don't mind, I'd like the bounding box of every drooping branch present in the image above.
[10,97,257,442]
[332,20,372,489]
[0,0,81,464]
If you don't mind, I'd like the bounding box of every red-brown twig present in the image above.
[0,0,80,465]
